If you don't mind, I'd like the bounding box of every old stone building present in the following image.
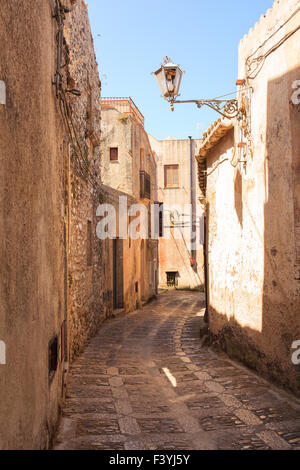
[100,98,158,311]
[2,0,300,453]
[63,1,104,362]
[0,0,106,449]
[197,0,300,396]
[0,0,65,450]
[148,136,204,290]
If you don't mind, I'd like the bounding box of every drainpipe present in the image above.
[197,152,209,324]
[188,136,194,262]
[203,209,209,324]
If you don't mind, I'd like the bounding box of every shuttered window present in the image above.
[110,147,118,161]
[140,171,151,199]
[164,165,179,188]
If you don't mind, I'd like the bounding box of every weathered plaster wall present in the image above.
[101,108,157,200]
[132,122,158,303]
[206,0,300,395]
[0,0,65,449]
[101,185,143,314]
[0,0,106,449]
[101,109,134,195]
[101,107,158,309]
[148,136,204,290]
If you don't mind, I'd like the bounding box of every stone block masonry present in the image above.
[62,0,105,363]
[0,0,105,449]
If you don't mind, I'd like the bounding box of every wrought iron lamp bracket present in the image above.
[168,98,240,119]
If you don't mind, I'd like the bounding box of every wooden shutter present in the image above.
[110,147,118,161]
[165,165,179,188]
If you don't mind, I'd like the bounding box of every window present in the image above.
[159,203,164,238]
[49,336,58,380]
[140,148,145,170]
[166,272,178,287]
[164,165,179,188]
[140,171,151,199]
[152,202,164,238]
[110,147,118,161]
[87,220,92,267]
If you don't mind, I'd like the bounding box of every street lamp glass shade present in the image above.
[154,58,183,99]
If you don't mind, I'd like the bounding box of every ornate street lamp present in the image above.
[153,57,183,101]
[153,57,239,119]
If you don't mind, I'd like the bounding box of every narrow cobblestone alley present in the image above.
[55,291,300,451]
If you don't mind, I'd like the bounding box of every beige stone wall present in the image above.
[101,109,134,195]
[101,106,158,309]
[101,108,157,201]
[101,185,143,314]
[206,0,300,395]
[148,136,204,289]
[0,0,66,449]
[0,0,106,448]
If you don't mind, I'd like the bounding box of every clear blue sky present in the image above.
[86,0,274,140]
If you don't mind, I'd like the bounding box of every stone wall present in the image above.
[0,0,66,449]
[0,0,105,449]
[203,0,300,395]
[101,185,144,314]
[149,136,204,290]
[101,108,135,195]
[63,0,104,361]
[101,103,158,309]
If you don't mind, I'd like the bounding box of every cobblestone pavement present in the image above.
[55,291,300,450]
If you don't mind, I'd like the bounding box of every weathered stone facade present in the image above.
[0,0,66,449]
[149,136,204,290]
[63,0,104,362]
[100,185,143,314]
[0,0,105,449]
[197,0,300,396]
[100,99,159,311]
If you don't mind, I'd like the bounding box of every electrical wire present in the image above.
[246,5,300,79]
[53,0,103,199]
[247,5,300,62]
[211,88,252,100]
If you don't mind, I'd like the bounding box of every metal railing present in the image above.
[140,171,151,200]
